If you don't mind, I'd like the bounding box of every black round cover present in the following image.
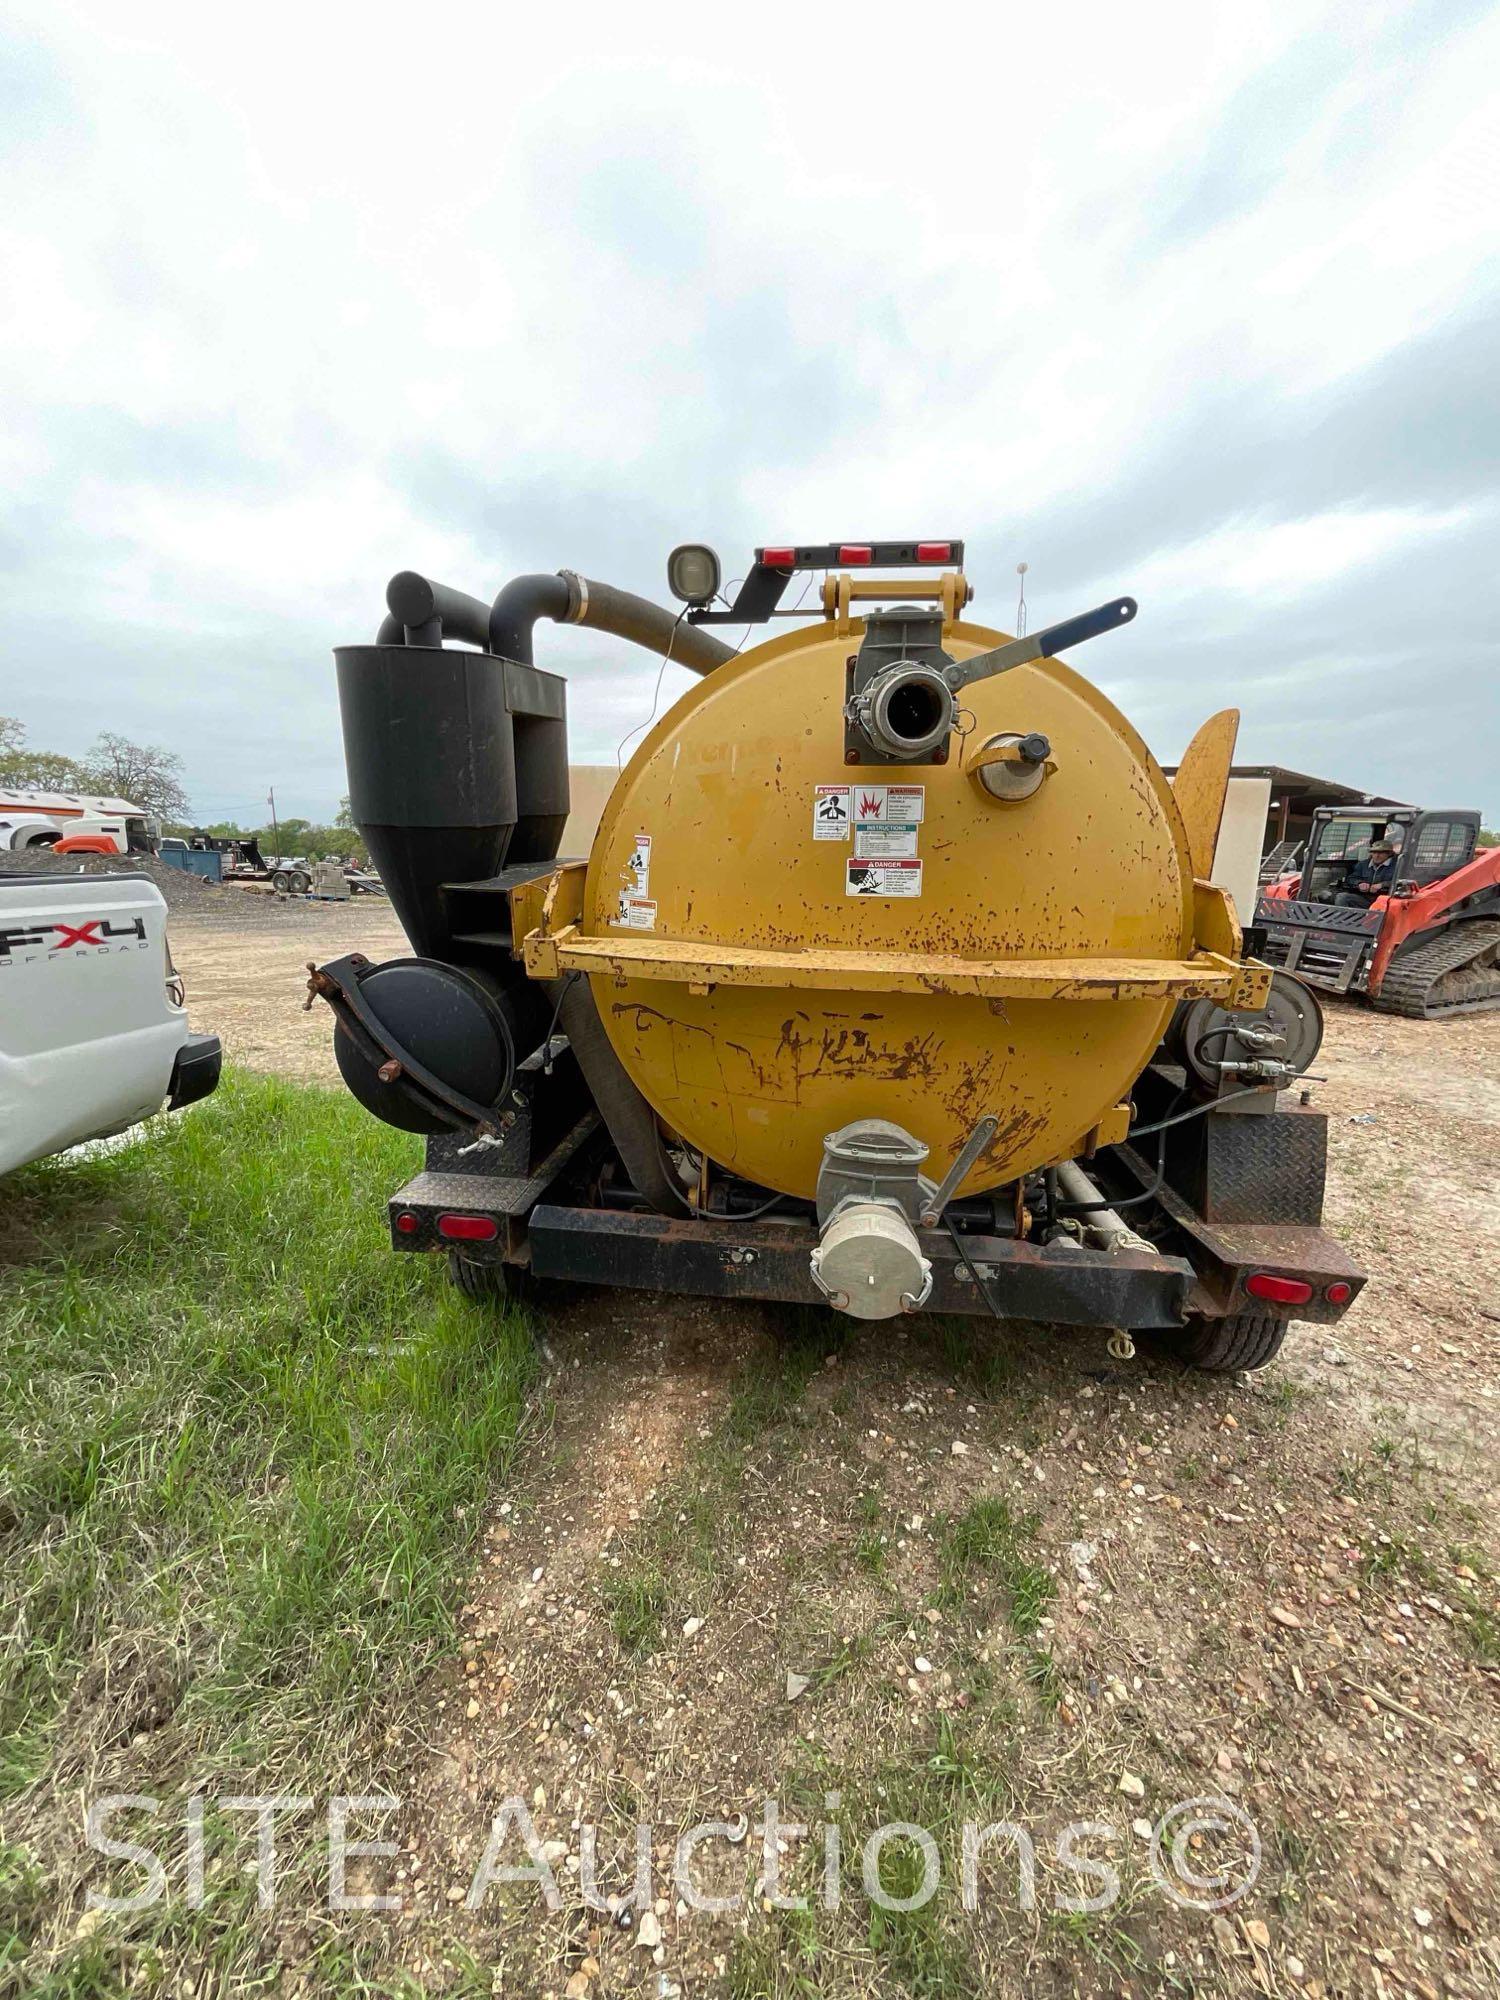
[334,957,514,1134]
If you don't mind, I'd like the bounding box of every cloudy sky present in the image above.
[2,0,1496,824]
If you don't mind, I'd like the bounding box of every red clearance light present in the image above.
[916,541,952,562]
[1325,1280,1353,1305]
[1245,1272,1313,1305]
[437,1213,499,1242]
[394,1211,420,1235]
[762,546,796,568]
[839,544,873,565]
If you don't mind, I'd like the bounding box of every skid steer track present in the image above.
[1373,919,1500,1019]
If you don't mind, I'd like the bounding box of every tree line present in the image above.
[182,805,368,867]
[0,716,191,823]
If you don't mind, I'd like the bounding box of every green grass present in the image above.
[0,1072,535,1986]
[604,1567,669,1654]
[934,1498,1055,1639]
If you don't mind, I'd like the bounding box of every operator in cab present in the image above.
[1334,838,1398,907]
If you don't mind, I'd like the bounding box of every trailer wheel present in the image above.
[289,867,311,895]
[446,1250,529,1306]
[1167,1313,1288,1373]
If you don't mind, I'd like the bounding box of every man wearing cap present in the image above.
[1333,840,1398,907]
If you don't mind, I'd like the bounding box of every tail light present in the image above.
[437,1213,499,1242]
[838,545,873,565]
[1245,1273,1313,1305]
[1325,1280,1353,1305]
[394,1211,420,1235]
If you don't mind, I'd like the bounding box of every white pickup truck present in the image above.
[0,869,221,1175]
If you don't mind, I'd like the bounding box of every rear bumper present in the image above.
[526,1205,1196,1327]
[166,1032,222,1111]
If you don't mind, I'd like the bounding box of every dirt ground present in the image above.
[174,894,408,1081]
[169,905,1500,1998]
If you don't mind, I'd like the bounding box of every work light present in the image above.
[666,543,722,605]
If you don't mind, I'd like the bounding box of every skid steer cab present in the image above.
[1257,806,1500,1019]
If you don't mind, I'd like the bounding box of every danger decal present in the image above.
[846,859,923,898]
[813,786,851,840]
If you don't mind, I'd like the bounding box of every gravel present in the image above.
[0,846,231,913]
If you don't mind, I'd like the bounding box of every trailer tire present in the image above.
[1168,1313,1288,1373]
[446,1250,530,1306]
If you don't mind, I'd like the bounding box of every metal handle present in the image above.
[918,1114,1000,1227]
[944,597,1137,696]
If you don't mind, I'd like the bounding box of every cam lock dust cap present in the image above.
[810,1203,934,1320]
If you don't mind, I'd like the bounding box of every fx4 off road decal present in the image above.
[0,917,148,961]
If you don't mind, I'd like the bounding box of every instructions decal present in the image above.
[846,859,923,898]
[813,785,851,840]
[855,821,919,859]
[614,895,658,930]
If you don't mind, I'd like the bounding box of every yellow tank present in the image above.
[524,593,1264,1203]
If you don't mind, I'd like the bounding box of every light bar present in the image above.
[751,539,965,571]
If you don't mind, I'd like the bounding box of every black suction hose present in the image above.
[487,574,573,660]
[376,572,495,648]
[376,567,736,675]
[490,570,736,676]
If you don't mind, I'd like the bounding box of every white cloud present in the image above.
[1124,503,1476,603]
[1,0,1497,820]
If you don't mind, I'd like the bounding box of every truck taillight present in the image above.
[1325,1280,1353,1305]
[1245,1272,1313,1305]
[437,1214,499,1241]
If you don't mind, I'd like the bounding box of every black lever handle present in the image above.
[944,596,1138,695]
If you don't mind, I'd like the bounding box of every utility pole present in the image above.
[267,787,281,865]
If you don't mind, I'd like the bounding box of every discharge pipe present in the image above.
[1055,1160,1159,1258]
[376,569,737,677]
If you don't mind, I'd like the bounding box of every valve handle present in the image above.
[918,1113,1000,1228]
[944,597,1137,696]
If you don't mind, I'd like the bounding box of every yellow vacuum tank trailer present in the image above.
[313,540,1365,1372]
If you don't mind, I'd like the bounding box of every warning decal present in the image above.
[851,784,925,825]
[846,859,923,898]
[855,821,919,859]
[613,895,658,930]
[813,785,851,840]
[627,833,652,895]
